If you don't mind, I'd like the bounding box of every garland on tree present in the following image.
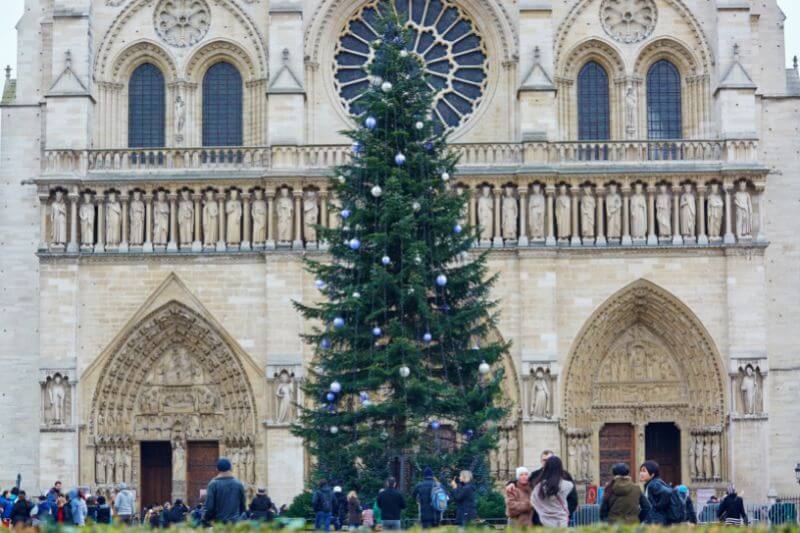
[293,2,509,497]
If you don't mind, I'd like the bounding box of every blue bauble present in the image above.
[454,224,462,234]
[381,255,391,266]
[431,421,440,430]
[315,279,326,290]
[349,238,361,250]
[372,326,382,337]
[395,152,406,165]
[465,429,475,438]
[341,209,351,219]
[423,141,434,151]
[321,338,331,349]
[436,274,448,287]
[359,391,369,402]
[351,141,362,154]
[326,392,335,402]
[365,116,377,130]
[423,332,433,343]
[333,317,345,329]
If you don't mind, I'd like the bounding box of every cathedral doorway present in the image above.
[187,441,219,506]
[646,423,681,485]
[599,423,635,486]
[140,442,172,508]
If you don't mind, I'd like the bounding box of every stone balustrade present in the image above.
[37,174,766,254]
[41,139,760,175]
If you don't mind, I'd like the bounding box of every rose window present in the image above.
[154,0,211,48]
[600,0,657,44]
[334,0,489,133]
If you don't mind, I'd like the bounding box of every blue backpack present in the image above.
[666,488,687,524]
[430,483,449,513]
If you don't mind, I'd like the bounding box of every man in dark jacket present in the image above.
[249,488,276,521]
[46,482,62,506]
[168,498,189,524]
[639,460,672,525]
[599,463,650,524]
[412,467,439,528]
[376,477,405,530]
[331,486,347,530]
[312,480,334,532]
[528,449,579,524]
[203,458,246,525]
[10,491,33,527]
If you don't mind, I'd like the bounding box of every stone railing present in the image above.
[41,139,760,175]
[37,174,766,255]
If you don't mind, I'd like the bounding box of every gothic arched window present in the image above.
[202,61,243,147]
[647,60,682,140]
[577,61,610,140]
[128,63,165,148]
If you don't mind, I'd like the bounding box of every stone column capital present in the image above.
[292,190,304,199]
[144,193,154,201]
[67,192,80,202]
[241,191,252,201]
[722,181,734,192]
[192,192,203,201]
[95,193,106,203]
[168,193,178,202]
[545,184,557,195]
[646,184,657,194]
[621,185,632,195]
[265,189,276,198]
[595,186,606,196]
[492,188,503,197]
[671,184,683,194]
[696,184,707,195]
[517,186,529,195]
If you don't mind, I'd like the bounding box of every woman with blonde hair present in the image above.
[450,470,477,526]
[346,491,362,529]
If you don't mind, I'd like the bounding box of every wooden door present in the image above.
[140,441,172,508]
[187,441,219,506]
[599,423,635,486]
[645,422,681,486]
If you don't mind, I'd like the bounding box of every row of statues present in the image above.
[94,446,133,485]
[567,434,593,482]
[689,433,722,481]
[47,187,326,250]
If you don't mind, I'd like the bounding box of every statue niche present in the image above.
[736,364,764,416]
[41,372,71,428]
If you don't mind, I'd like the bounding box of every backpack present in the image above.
[430,483,449,513]
[665,488,686,524]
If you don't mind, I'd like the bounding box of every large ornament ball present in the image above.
[371,75,383,86]
[479,360,491,375]
[431,421,440,430]
[371,185,383,198]
[395,152,406,166]
[412,201,421,212]
[330,426,339,434]
[465,429,475,438]
[333,317,345,329]
[337,175,346,184]
[436,274,448,287]
[365,116,377,130]
[423,141,434,152]
[351,141,362,154]
[441,172,450,182]
[381,81,393,93]
[414,255,422,265]
[380,430,389,440]
[349,238,361,250]
[359,391,369,402]
[423,332,433,343]
[352,291,361,299]
[321,338,331,349]
[326,392,336,402]
[400,49,409,58]
[330,381,342,393]
[381,255,391,266]
[399,366,411,378]
[315,279,326,290]
[372,326,382,337]
[415,121,424,130]
[454,224,463,234]
[341,209,351,219]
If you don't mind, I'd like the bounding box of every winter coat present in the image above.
[10,499,33,526]
[505,481,533,527]
[347,497,362,525]
[332,492,347,522]
[203,471,247,524]
[96,503,112,524]
[1,495,17,519]
[35,500,54,522]
[249,495,274,521]
[528,468,579,524]
[599,476,649,524]
[642,477,672,525]
[167,503,189,524]
[452,482,477,526]
[312,486,333,513]
[114,489,135,516]
[46,489,60,506]
[412,477,438,523]
[531,479,574,527]
[69,493,88,526]
[769,501,797,525]
[718,493,748,524]
[377,488,405,521]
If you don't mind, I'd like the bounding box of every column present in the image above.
[319,189,329,250]
[492,188,503,247]
[696,185,708,245]
[621,185,632,246]
[646,185,657,245]
[241,192,252,251]
[518,186,529,247]
[570,188,581,246]
[216,192,227,252]
[755,184,766,242]
[469,187,477,228]
[38,191,50,250]
[545,185,556,246]
[143,193,154,252]
[292,190,304,250]
[723,182,735,244]
[67,192,79,253]
[120,192,129,253]
[192,193,202,252]
[94,194,106,253]
[167,193,178,252]
[266,189,276,250]
[671,184,683,245]
[595,187,606,246]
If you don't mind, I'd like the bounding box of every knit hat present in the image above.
[677,485,688,495]
[423,467,434,478]
[217,458,232,472]
[333,486,342,493]
[515,466,530,479]
[257,488,266,494]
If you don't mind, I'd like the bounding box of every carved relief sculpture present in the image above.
[178,190,194,246]
[711,436,721,479]
[130,191,145,246]
[680,184,696,239]
[600,0,657,44]
[556,185,571,240]
[501,186,518,241]
[79,192,95,247]
[106,192,122,247]
[202,190,219,247]
[740,365,759,415]
[702,437,711,481]
[174,95,185,143]
[96,448,106,484]
[275,370,295,424]
[707,184,724,240]
[51,191,68,247]
[477,185,493,243]
[276,187,293,244]
[734,181,752,239]
[226,190,242,245]
[625,84,637,137]
[304,190,319,243]
[153,190,170,246]
[530,369,550,419]
[655,184,671,238]
[47,374,67,425]
[580,440,591,482]
[251,189,267,245]
[630,183,647,241]
[528,184,546,241]
[688,440,696,479]
[581,187,595,239]
[693,437,703,479]
[154,0,211,48]
[606,184,622,241]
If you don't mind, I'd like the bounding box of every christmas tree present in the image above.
[293,3,509,497]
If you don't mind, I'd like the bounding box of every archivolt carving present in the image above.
[186,40,258,81]
[557,38,626,79]
[633,36,700,77]
[562,279,726,430]
[110,40,179,83]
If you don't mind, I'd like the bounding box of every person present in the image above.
[639,460,672,525]
[2,488,18,523]
[0,490,13,525]
[147,506,161,528]
[95,496,112,524]
[203,457,247,525]
[530,455,574,527]
[86,495,98,523]
[55,494,68,524]
[114,482,135,525]
[69,489,88,526]
[190,503,204,526]
[599,463,650,524]
[312,480,334,531]
[346,491,362,529]
[528,449,578,524]
[717,484,748,526]
[676,485,697,524]
[451,470,477,526]
[249,488,276,522]
[412,467,440,528]
[160,502,173,527]
[32,494,54,525]
[10,491,33,527]
[361,504,374,529]
[46,482,62,506]
[505,466,534,526]
[376,477,405,531]
[332,486,347,530]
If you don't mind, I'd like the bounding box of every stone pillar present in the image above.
[216,192,227,252]
[595,187,606,246]
[94,194,106,253]
[120,193,129,253]
[545,185,556,246]
[171,441,187,503]
[266,189,276,250]
[469,188,477,228]
[723,182,736,244]
[143,193,154,252]
[621,185,632,246]
[67,192,79,253]
[293,190,304,250]
[241,192,252,251]
[696,185,708,245]
[646,185,657,245]
[569,189,580,246]
[518,186,529,246]
[167,193,178,252]
[39,191,50,250]
[192,193,202,252]
[671,184,683,245]
[755,184,766,242]
[492,188,503,247]
[319,189,329,250]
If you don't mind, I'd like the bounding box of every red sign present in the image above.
[585,484,598,504]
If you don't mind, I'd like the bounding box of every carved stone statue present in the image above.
[477,185,493,242]
[693,437,703,479]
[530,369,550,418]
[501,186,518,240]
[741,365,759,415]
[606,184,622,240]
[655,184,671,237]
[275,370,294,424]
[625,84,637,137]
[252,189,267,245]
[701,437,711,481]
[581,187,595,239]
[734,181,752,239]
[130,191,145,246]
[51,191,68,246]
[226,190,242,245]
[106,192,122,246]
[96,448,106,484]
[711,437,721,479]
[153,190,169,246]
[47,374,67,425]
[568,443,578,474]
[106,448,116,484]
[203,191,219,246]
[79,192,95,247]
[707,184,724,239]
[276,187,293,243]
[556,185,571,240]
[630,183,647,240]
[304,190,319,243]
[688,440,697,479]
[680,183,696,238]
[178,190,194,246]
[174,95,185,143]
[528,184,545,240]
[580,440,591,481]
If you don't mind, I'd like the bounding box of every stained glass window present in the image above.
[128,63,165,148]
[202,61,243,147]
[647,60,682,140]
[577,61,610,141]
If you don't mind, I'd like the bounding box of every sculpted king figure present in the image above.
[276,187,293,244]
[707,183,724,239]
[252,189,267,245]
[79,192,95,247]
[530,370,550,418]
[501,186,518,241]
[605,184,622,240]
[630,183,647,240]
[655,184,671,237]
[202,190,219,247]
[581,187,595,239]
[48,374,67,425]
[275,371,294,424]
[528,183,545,240]
[734,181,753,239]
[304,190,319,243]
[477,185,493,243]
[51,191,68,246]
[106,192,122,246]
[178,190,194,246]
[153,190,169,246]
[741,365,759,415]
[556,184,571,240]
[226,190,242,245]
[129,191,145,246]
[680,183,696,239]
